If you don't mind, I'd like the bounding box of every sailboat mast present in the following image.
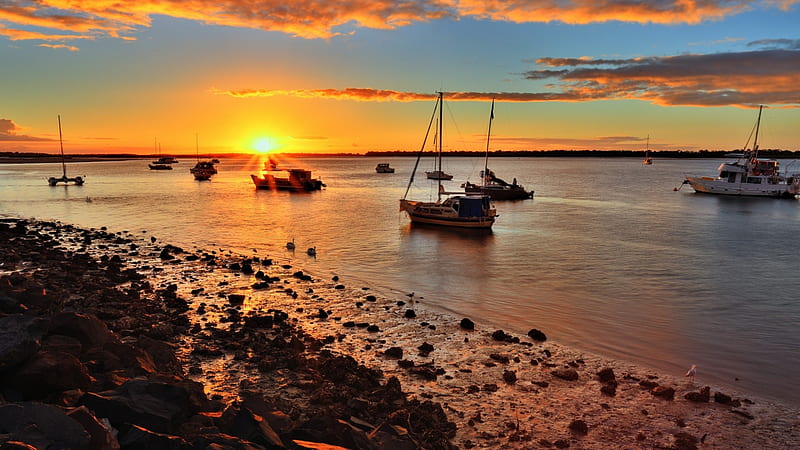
[752,105,763,159]
[483,98,494,188]
[195,133,199,162]
[437,91,443,200]
[57,115,66,177]
[403,93,441,199]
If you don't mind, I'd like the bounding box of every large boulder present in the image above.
[49,312,114,351]
[0,402,90,449]
[0,315,49,373]
[79,376,211,434]
[6,351,92,398]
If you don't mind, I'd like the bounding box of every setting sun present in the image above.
[253,137,277,154]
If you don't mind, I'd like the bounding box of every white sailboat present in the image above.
[463,99,534,200]
[47,115,85,186]
[400,92,497,229]
[683,105,800,198]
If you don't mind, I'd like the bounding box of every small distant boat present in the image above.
[400,92,497,229]
[190,161,217,180]
[683,105,800,198]
[251,160,325,191]
[463,99,533,200]
[148,141,175,170]
[643,135,653,165]
[425,170,453,180]
[376,163,395,173]
[189,134,216,181]
[47,115,85,186]
[148,163,172,170]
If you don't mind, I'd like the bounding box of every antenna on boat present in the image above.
[58,115,66,178]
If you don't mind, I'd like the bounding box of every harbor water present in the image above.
[2,155,799,406]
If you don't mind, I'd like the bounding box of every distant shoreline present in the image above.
[3,149,800,164]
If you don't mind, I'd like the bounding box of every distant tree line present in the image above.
[363,149,800,158]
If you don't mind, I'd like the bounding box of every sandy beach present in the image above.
[1,217,798,449]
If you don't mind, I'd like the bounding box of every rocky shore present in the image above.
[1,217,798,449]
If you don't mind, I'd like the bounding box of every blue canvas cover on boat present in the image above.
[459,197,483,217]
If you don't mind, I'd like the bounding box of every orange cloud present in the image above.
[38,43,79,51]
[215,42,800,108]
[526,45,800,108]
[457,0,755,25]
[2,0,796,45]
[213,87,581,102]
[0,118,51,141]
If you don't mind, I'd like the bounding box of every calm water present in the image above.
[2,155,799,406]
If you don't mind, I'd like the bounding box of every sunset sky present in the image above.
[2,0,799,155]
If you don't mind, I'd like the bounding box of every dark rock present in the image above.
[218,403,284,448]
[460,318,475,330]
[79,376,211,434]
[491,330,511,342]
[527,328,547,341]
[651,386,675,400]
[600,380,618,396]
[502,370,517,384]
[0,402,90,449]
[404,309,416,318]
[117,424,187,450]
[287,415,373,450]
[41,334,82,357]
[365,295,377,302]
[713,391,738,406]
[366,325,380,332]
[684,386,711,402]
[228,294,245,305]
[568,419,589,435]
[418,342,434,356]
[639,380,659,390]
[385,347,404,359]
[552,368,579,381]
[0,315,49,372]
[673,431,698,450]
[49,312,113,351]
[7,351,92,398]
[596,367,615,383]
[137,336,182,375]
[66,405,121,450]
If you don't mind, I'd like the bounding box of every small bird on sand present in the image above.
[685,364,697,383]
[286,238,295,250]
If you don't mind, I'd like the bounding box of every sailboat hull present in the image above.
[464,184,533,200]
[48,176,84,186]
[399,198,496,229]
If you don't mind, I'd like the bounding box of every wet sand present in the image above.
[3,217,799,449]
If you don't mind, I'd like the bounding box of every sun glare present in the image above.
[254,137,276,154]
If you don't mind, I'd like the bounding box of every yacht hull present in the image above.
[399,199,495,229]
[685,176,799,198]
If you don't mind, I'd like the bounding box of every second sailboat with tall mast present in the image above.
[463,99,533,200]
[47,115,85,186]
[400,92,497,229]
